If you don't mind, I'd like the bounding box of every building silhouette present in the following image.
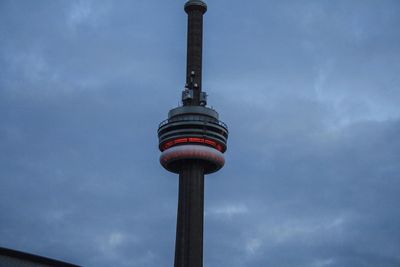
[0,247,80,267]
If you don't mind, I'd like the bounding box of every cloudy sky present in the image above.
[1,0,400,266]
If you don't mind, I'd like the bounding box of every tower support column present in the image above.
[174,161,204,267]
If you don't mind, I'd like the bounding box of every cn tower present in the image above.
[157,1,228,266]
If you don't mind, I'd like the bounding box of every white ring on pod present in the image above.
[160,144,225,173]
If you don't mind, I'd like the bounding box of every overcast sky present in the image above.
[1,0,400,266]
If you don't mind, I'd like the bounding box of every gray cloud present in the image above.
[1,0,400,266]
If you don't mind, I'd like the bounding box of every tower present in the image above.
[157,1,228,266]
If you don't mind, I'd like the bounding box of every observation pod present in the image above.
[158,106,228,175]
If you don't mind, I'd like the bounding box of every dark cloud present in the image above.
[1,0,400,266]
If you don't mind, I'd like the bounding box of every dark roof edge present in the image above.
[0,247,82,267]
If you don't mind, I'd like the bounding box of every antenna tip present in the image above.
[185,0,207,14]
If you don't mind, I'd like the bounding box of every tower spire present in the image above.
[182,0,207,106]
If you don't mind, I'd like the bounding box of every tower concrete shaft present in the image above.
[174,162,204,267]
